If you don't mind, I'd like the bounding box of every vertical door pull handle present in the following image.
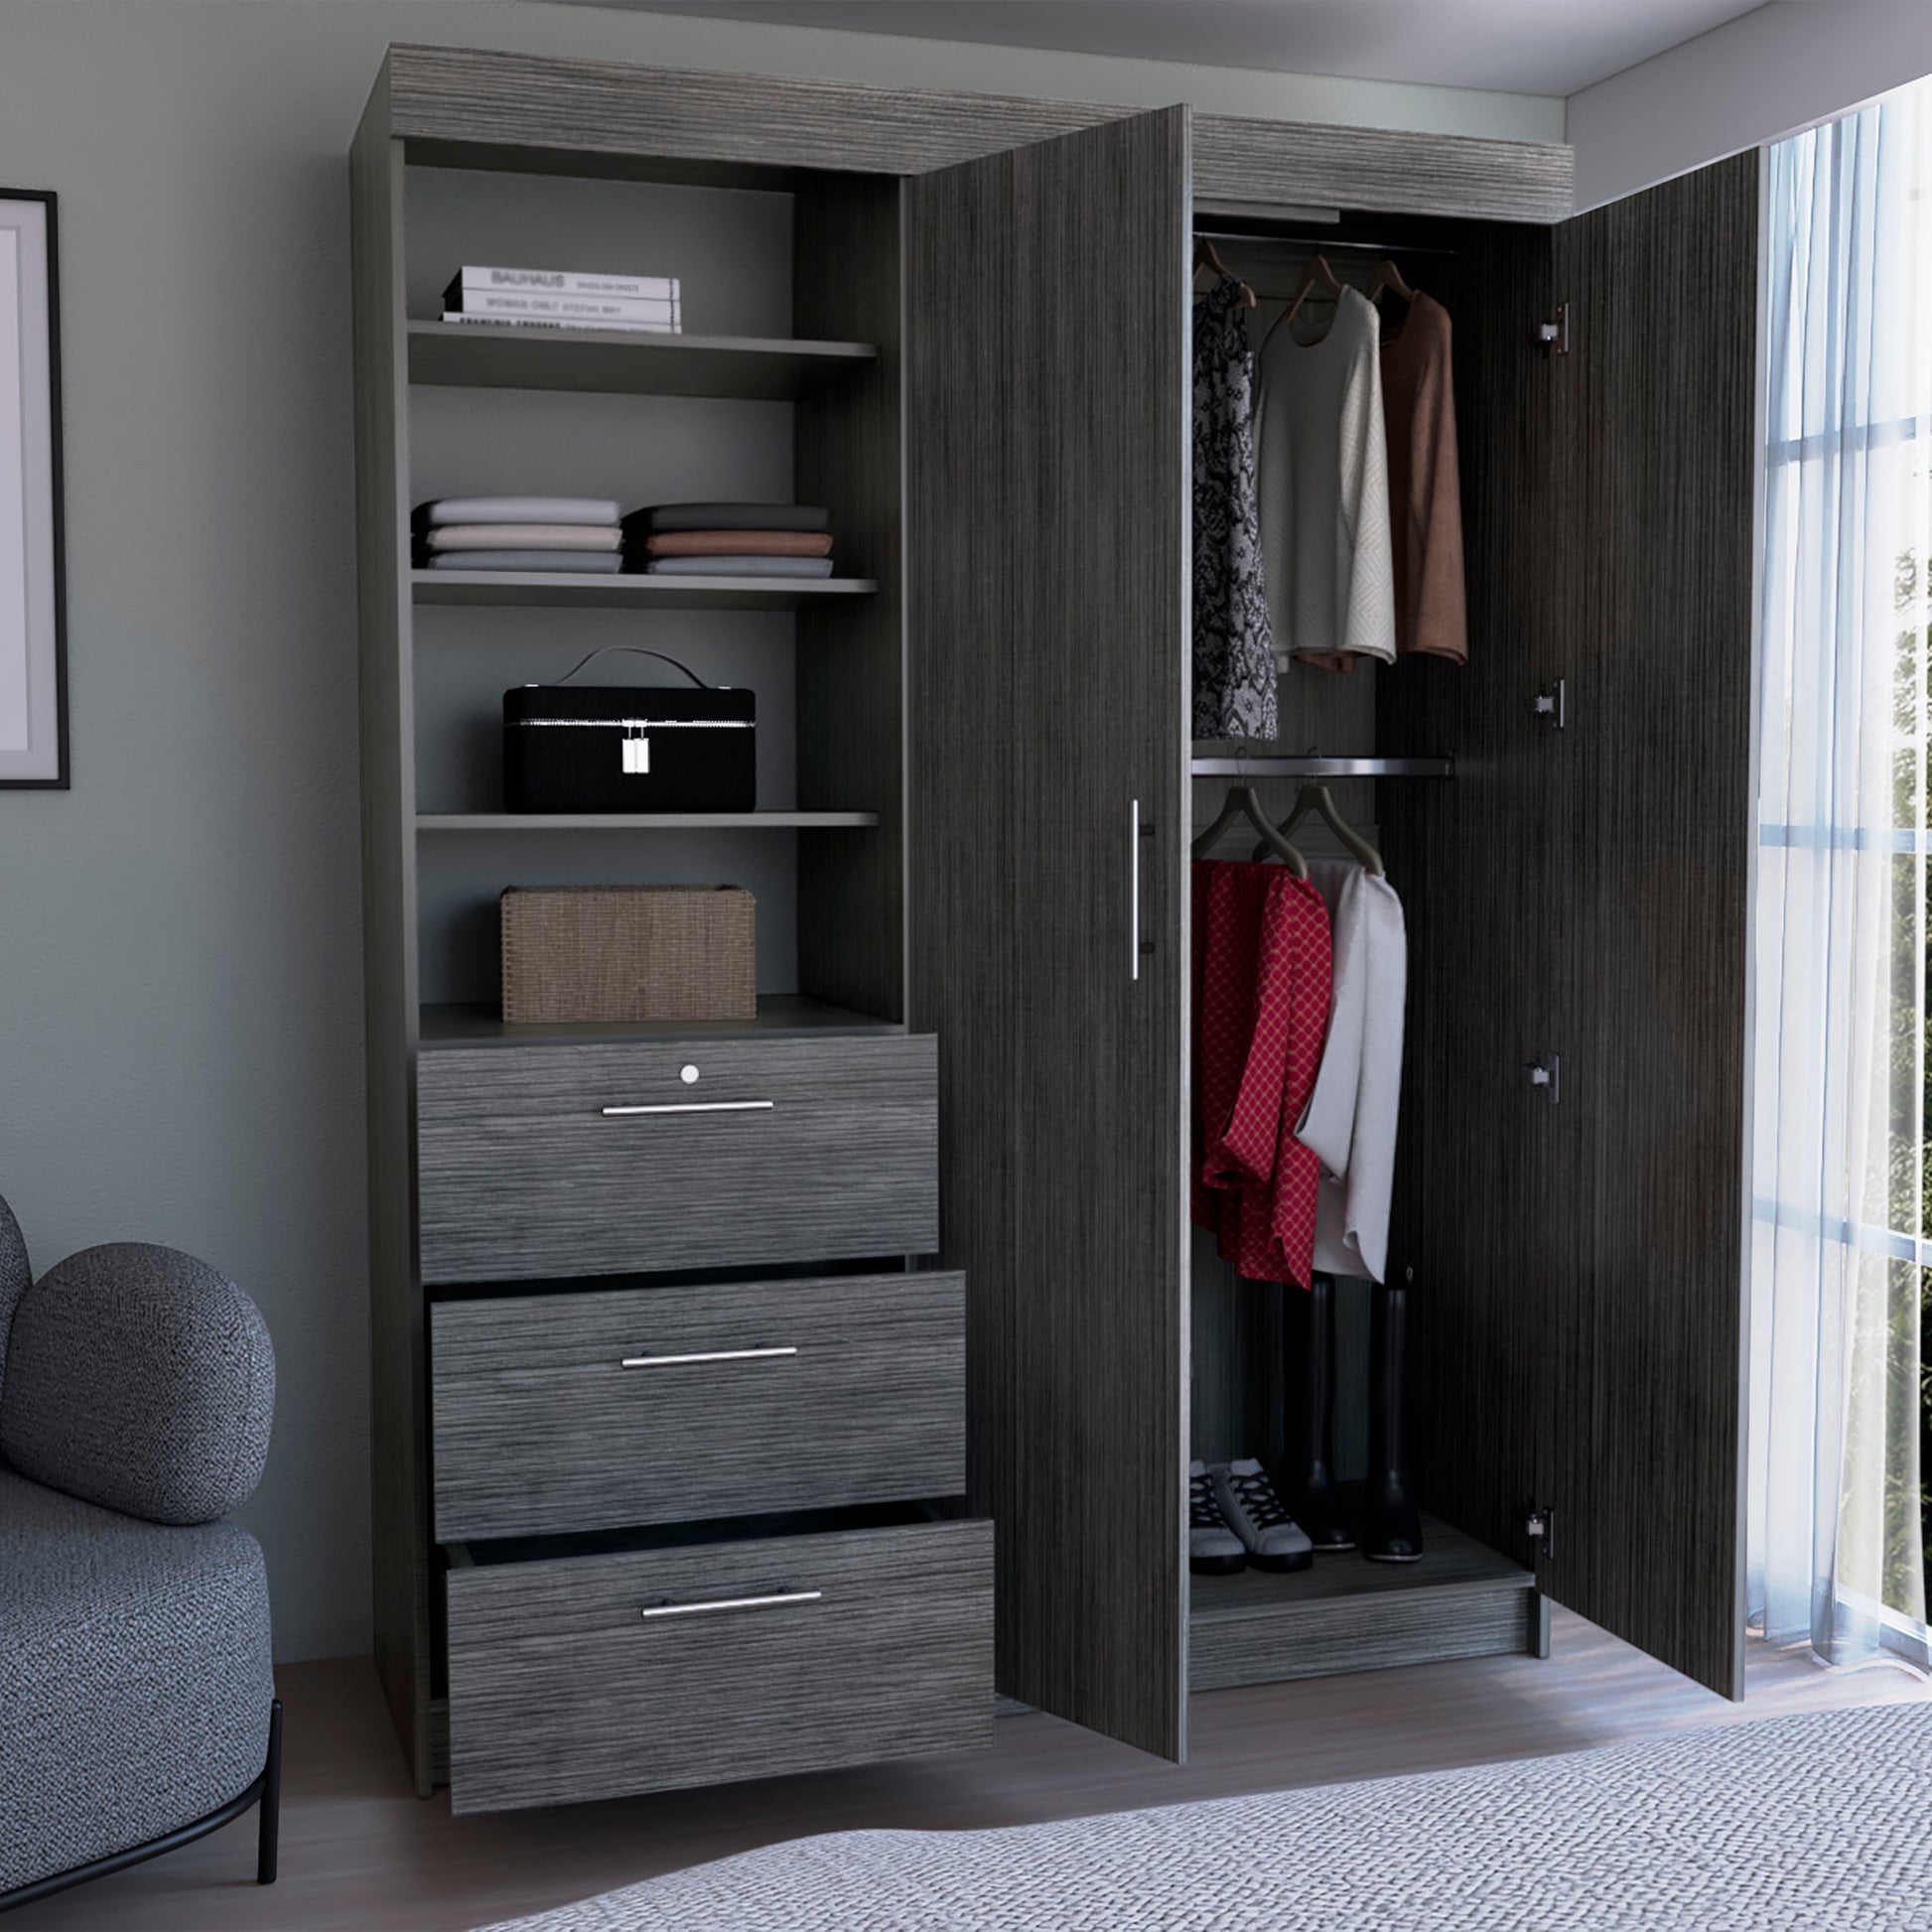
[1130,798,1142,982]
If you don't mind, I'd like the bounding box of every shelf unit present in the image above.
[412,570,878,610]
[354,92,916,1798]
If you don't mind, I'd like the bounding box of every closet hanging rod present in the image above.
[1190,756,1454,779]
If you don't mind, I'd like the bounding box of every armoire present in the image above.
[352,41,1754,1799]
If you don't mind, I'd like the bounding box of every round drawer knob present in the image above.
[679,1063,701,1085]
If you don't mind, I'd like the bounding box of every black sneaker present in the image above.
[1189,1459,1246,1575]
[1211,1458,1314,1573]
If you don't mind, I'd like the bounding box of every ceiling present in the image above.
[573,0,1772,97]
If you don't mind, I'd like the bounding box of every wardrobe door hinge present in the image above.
[1530,677,1566,730]
[1536,301,1571,355]
[1523,1504,1557,1561]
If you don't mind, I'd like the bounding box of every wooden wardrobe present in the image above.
[905,124,1754,1758]
[353,42,1756,1796]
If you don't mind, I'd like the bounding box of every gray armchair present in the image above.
[0,1191,281,1911]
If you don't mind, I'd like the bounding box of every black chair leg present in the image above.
[256,1698,283,1886]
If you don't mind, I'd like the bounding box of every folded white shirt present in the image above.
[424,524,621,552]
[420,496,620,526]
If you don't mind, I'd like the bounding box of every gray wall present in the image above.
[0,0,1554,1662]
[1567,0,1932,211]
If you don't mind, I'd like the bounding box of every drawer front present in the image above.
[417,1035,937,1283]
[445,1518,994,1812]
[431,1272,965,1540]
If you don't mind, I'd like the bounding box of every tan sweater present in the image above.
[1378,291,1467,664]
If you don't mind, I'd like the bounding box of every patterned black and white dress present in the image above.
[1192,279,1279,743]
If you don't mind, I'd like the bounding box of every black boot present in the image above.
[1364,1281,1424,1562]
[1287,1275,1354,1551]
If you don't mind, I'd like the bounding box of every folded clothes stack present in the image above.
[414,497,624,574]
[621,503,836,578]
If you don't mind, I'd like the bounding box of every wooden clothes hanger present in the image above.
[1367,257,1418,309]
[1193,782,1309,880]
[1192,237,1256,308]
[1251,782,1385,877]
[1259,252,1344,357]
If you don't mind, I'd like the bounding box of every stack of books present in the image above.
[442,265,682,335]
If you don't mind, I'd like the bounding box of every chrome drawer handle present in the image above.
[639,1588,823,1621]
[620,1346,798,1369]
[600,1100,774,1117]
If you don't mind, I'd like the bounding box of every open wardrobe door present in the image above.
[1542,151,1760,1699]
[906,106,1192,1758]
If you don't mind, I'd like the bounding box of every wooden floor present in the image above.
[14,1609,1931,1932]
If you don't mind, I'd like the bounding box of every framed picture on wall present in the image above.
[1,190,68,788]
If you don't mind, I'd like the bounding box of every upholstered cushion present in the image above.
[0,1192,29,1406]
[0,1466,274,1892]
[0,1244,274,1526]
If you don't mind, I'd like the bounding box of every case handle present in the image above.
[551,645,714,689]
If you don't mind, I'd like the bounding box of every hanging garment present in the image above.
[1191,280,1279,741]
[1191,860,1332,1290]
[1256,286,1397,672]
[1297,861,1407,1284]
[1379,291,1468,663]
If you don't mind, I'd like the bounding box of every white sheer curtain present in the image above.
[1752,91,1931,1672]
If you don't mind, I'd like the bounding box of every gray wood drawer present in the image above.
[431,1272,965,1540]
[444,1515,994,1812]
[416,1035,938,1284]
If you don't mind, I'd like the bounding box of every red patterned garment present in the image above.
[1191,860,1334,1289]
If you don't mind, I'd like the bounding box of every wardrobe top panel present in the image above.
[375,44,1574,225]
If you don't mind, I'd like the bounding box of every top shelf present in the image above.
[406,321,878,400]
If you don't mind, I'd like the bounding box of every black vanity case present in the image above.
[504,651,756,813]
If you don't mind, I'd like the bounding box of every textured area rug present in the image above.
[478,1702,1932,1930]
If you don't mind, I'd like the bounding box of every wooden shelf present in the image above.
[413,571,878,611]
[407,320,878,399]
[420,994,905,1049]
[416,810,879,832]
[1188,1513,1538,1693]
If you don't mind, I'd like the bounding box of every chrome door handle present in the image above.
[639,1588,823,1620]
[620,1346,798,1368]
[600,1100,774,1117]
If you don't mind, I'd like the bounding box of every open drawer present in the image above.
[443,1507,994,1813]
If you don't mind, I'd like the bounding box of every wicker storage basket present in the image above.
[500,886,756,1025]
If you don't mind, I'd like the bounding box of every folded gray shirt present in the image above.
[428,551,626,574]
[418,496,621,527]
[642,555,837,578]
[627,503,830,534]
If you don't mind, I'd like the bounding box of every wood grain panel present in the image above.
[1549,154,1758,1699]
[1191,1583,1538,1692]
[349,76,432,1795]
[416,1035,938,1282]
[382,44,1572,223]
[445,1518,994,1812]
[909,109,1191,1760]
[795,174,906,1024]
[431,1272,964,1540]
[1375,223,1565,1569]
